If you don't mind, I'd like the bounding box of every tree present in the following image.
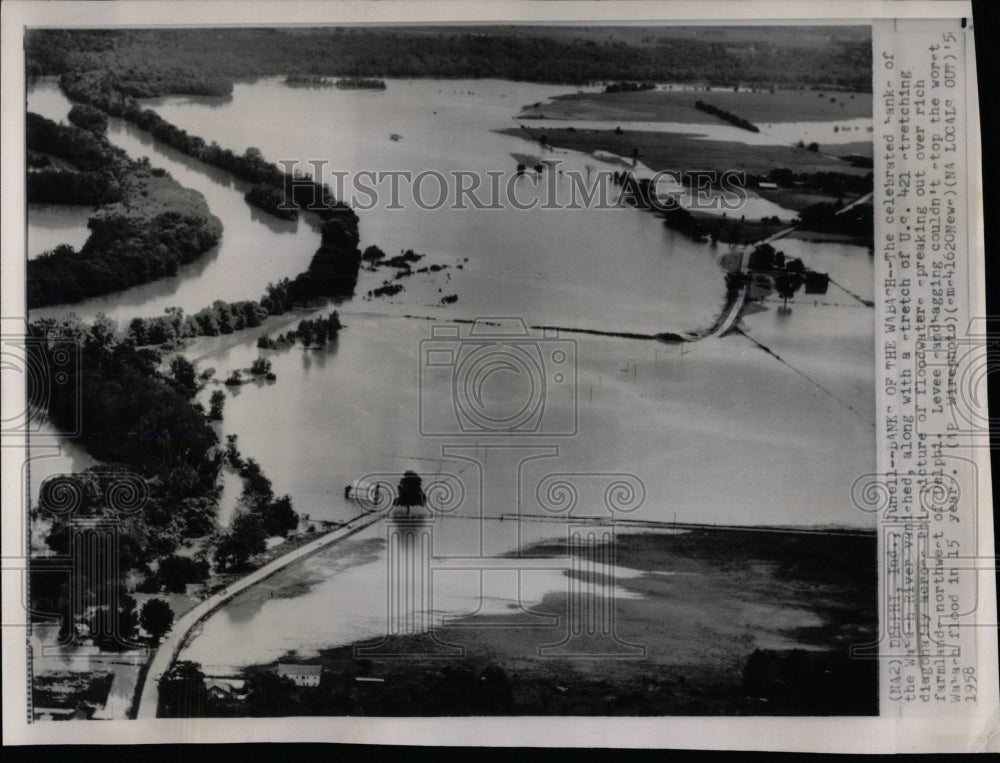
[169,356,199,398]
[262,494,298,537]
[250,356,272,375]
[159,660,207,717]
[313,324,329,347]
[215,511,267,570]
[362,245,385,262]
[89,593,139,650]
[140,598,174,642]
[786,257,805,275]
[297,323,314,348]
[157,554,210,593]
[773,273,801,307]
[394,471,426,515]
[209,390,225,420]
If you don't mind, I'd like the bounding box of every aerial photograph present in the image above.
[23,24,876,720]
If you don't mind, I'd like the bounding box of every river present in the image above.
[26,77,875,675]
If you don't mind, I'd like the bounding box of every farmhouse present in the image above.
[277,663,322,687]
[204,678,248,701]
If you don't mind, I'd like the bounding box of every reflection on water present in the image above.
[27,204,94,259]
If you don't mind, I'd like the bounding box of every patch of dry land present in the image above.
[500,125,871,178]
[235,528,876,716]
[518,88,872,123]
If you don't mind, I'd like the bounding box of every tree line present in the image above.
[604,81,656,93]
[694,100,760,133]
[27,28,873,91]
[257,311,342,350]
[58,70,352,223]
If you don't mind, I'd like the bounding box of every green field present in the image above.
[518,88,872,124]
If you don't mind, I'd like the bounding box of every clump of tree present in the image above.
[286,216,363,301]
[250,357,272,375]
[368,283,404,299]
[68,103,109,134]
[214,456,298,571]
[284,74,336,87]
[208,390,226,421]
[140,597,174,642]
[27,170,121,206]
[245,183,298,220]
[87,594,140,651]
[165,355,198,397]
[214,511,266,571]
[604,81,655,93]
[335,77,387,90]
[693,100,759,132]
[361,245,386,263]
[257,311,342,350]
[383,249,424,269]
[126,300,271,346]
[154,553,211,593]
[28,191,221,308]
[743,242,830,304]
[159,661,208,718]
[394,471,426,517]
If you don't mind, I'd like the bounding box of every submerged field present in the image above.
[221,527,877,717]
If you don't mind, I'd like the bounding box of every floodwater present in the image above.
[26,77,875,674]
[27,204,93,259]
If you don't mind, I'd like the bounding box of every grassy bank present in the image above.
[215,527,876,717]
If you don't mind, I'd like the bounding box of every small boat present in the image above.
[389,133,402,142]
